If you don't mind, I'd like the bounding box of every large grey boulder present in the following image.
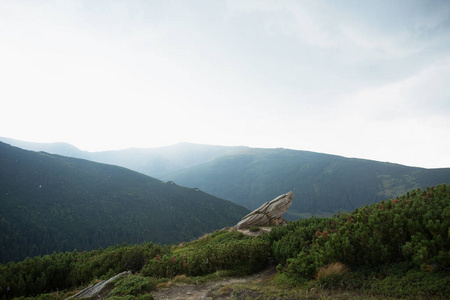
[236,192,294,229]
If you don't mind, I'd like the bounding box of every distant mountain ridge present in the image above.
[0,142,249,263]
[0,137,88,159]
[0,137,245,178]
[2,137,450,220]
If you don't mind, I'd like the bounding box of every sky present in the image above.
[1,0,450,168]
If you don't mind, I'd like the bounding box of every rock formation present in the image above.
[70,271,131,299]
[236,191,294,229]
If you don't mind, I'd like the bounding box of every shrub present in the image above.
[274,185,450,279]
[368,267,450,298]
[249,226,260,232]
[141,235,270,278]
[111,274,157,296]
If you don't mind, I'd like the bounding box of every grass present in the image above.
[197,264,450,299]
[172,274,192,284]
[316,262,349,279]
[47,260,449,299]
[172,229,246,255]
[216,271,379,299]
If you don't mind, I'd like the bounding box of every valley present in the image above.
[3,137,450,219]
[0,142,248,263]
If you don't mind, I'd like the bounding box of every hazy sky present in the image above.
[1,0,449,168]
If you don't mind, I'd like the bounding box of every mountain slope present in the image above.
[0,142,249,263]
[164,148,450,219]
[87,143,247,178]
[0,137,245,178]
[3,138,450,220]
[0,137,89,159]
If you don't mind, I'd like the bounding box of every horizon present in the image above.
[1,1,449,169]
[1,135,448,170]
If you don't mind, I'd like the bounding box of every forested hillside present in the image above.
[2,185,449,299]
[0,142,249,263]
[3,138,450,219]
[165,148,450,219]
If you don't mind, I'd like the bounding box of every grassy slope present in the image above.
[0,142,249,263]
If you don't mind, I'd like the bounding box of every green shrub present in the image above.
[273,185,450,279]
[111,274,157,296]
[249,226,260,232]
[368,267,450,298]
[0,242,167,299]
[142,235,270,278]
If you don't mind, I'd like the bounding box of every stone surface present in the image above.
[70,271,131,299]
[236,192,294,229]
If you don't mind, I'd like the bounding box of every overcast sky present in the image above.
[1,0,449,168]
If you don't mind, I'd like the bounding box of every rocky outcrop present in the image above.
[236,192,294,229]
[70,271,131,299]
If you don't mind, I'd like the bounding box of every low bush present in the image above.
[142,231,270,278]
[272,185,450,279]
[111,274,157,297]
[0,242,167,298]
[249,226,260,232]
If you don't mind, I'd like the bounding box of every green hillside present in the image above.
[3,138,450,220]
[0,142,249,264]
[165,148,450,219]
[2,185,449,299]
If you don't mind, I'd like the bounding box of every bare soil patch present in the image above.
[152,266,277,300]
[237,226,273,236]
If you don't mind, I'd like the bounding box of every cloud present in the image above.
[1,0,449,167]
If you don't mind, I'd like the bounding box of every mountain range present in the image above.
[2,137,450,220]
[0,137,246,178]
[0,141,249,263]
[166,147,450,219]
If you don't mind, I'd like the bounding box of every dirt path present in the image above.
[152,266,276,300]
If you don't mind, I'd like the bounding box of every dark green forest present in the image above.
[165,147,450,218]
[1,185,449,299]
[0,142,249,263]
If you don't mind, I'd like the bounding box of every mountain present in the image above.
[0,142,249,263]
[86,143,247,178]
[0,137,88,159]
[164,147,450,219]
[0,137,245,178]
[3,138,450,219]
